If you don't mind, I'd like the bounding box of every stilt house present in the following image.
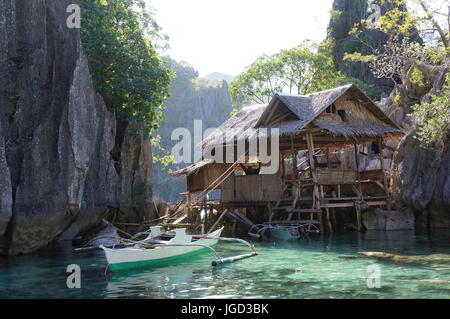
[172,84,404,233]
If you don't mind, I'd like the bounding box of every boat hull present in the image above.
[102,228,223,271]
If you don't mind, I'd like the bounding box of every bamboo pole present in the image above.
[355,201,362,232]
[207,209,228,233]
[291,134,298,177]
[307,132,323,233]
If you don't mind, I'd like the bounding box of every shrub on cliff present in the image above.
[80,0,173,138]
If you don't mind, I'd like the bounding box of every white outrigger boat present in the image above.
[100,226,257,271]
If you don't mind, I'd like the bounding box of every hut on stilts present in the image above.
[171,84,404,235]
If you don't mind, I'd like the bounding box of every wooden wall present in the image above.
[187,163,232,192]
[221,174,282,203]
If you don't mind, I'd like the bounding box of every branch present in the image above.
[419,0,449,49]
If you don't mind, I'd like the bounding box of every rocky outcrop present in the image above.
[362,209,415,230]
[0,0,155,254]
[78,220,121,248]
[325,0,394,93]
[115,123,157,224]
[0,122,12,252]
[360,251,450,268]
[391,132,450,230]
[384,60,449,230]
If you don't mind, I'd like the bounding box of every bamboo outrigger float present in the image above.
[100,227,257,271]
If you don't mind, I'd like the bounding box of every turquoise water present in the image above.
[0,230,449,298]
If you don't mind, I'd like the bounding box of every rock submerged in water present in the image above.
[359,251,450,267]
[77,220,122,248]
[362,209,415,231]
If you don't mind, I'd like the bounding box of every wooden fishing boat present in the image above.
[101,226,257,271]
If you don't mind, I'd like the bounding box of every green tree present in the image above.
[343,0,449,149]
[80,0,173,138]
[412,73,450,150]
[229,43,344,109]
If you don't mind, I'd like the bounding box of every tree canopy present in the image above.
[80,0,173,138]
[229,43,344,109]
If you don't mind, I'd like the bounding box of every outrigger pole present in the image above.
[159,236,258,266]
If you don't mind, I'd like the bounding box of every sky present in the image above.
[146,0,335,76]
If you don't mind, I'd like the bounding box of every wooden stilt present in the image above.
[331,207,336,230]
[231,218,237,237]
[307,132,322,232]
[290,134,297,175]
[326,207,333,233]
[378,138,392,210]
[355,201,362,232]
[353,141,363,200]
[326,147,331,168]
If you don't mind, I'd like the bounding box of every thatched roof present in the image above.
[201,84,402,149]
[171,159,214,176]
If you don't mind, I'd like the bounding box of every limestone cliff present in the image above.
[154,58,233,202]
[0,0,155,254]
[325,0,397,94]
[386,63,449,230]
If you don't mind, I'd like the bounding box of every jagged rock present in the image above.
[325,0,395,93]
[0,0,156,255]
[362,209,415,230]
[391,132,450,230]
[115,123,156,224]
[0,123,12,251]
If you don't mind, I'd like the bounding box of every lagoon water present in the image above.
[0,231,449,299]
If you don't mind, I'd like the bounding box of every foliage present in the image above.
[344,0,449,149]
[80,0,173,139]
[410,67,431,91]
[344,34,431,84]
[151,134,178,174]
[412,73,450,151]
[229,42,344,109]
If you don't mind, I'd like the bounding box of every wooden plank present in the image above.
[207,209,228,233]
[321,196,388,202]
[322,202,355,208]
[290,208,322,213]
